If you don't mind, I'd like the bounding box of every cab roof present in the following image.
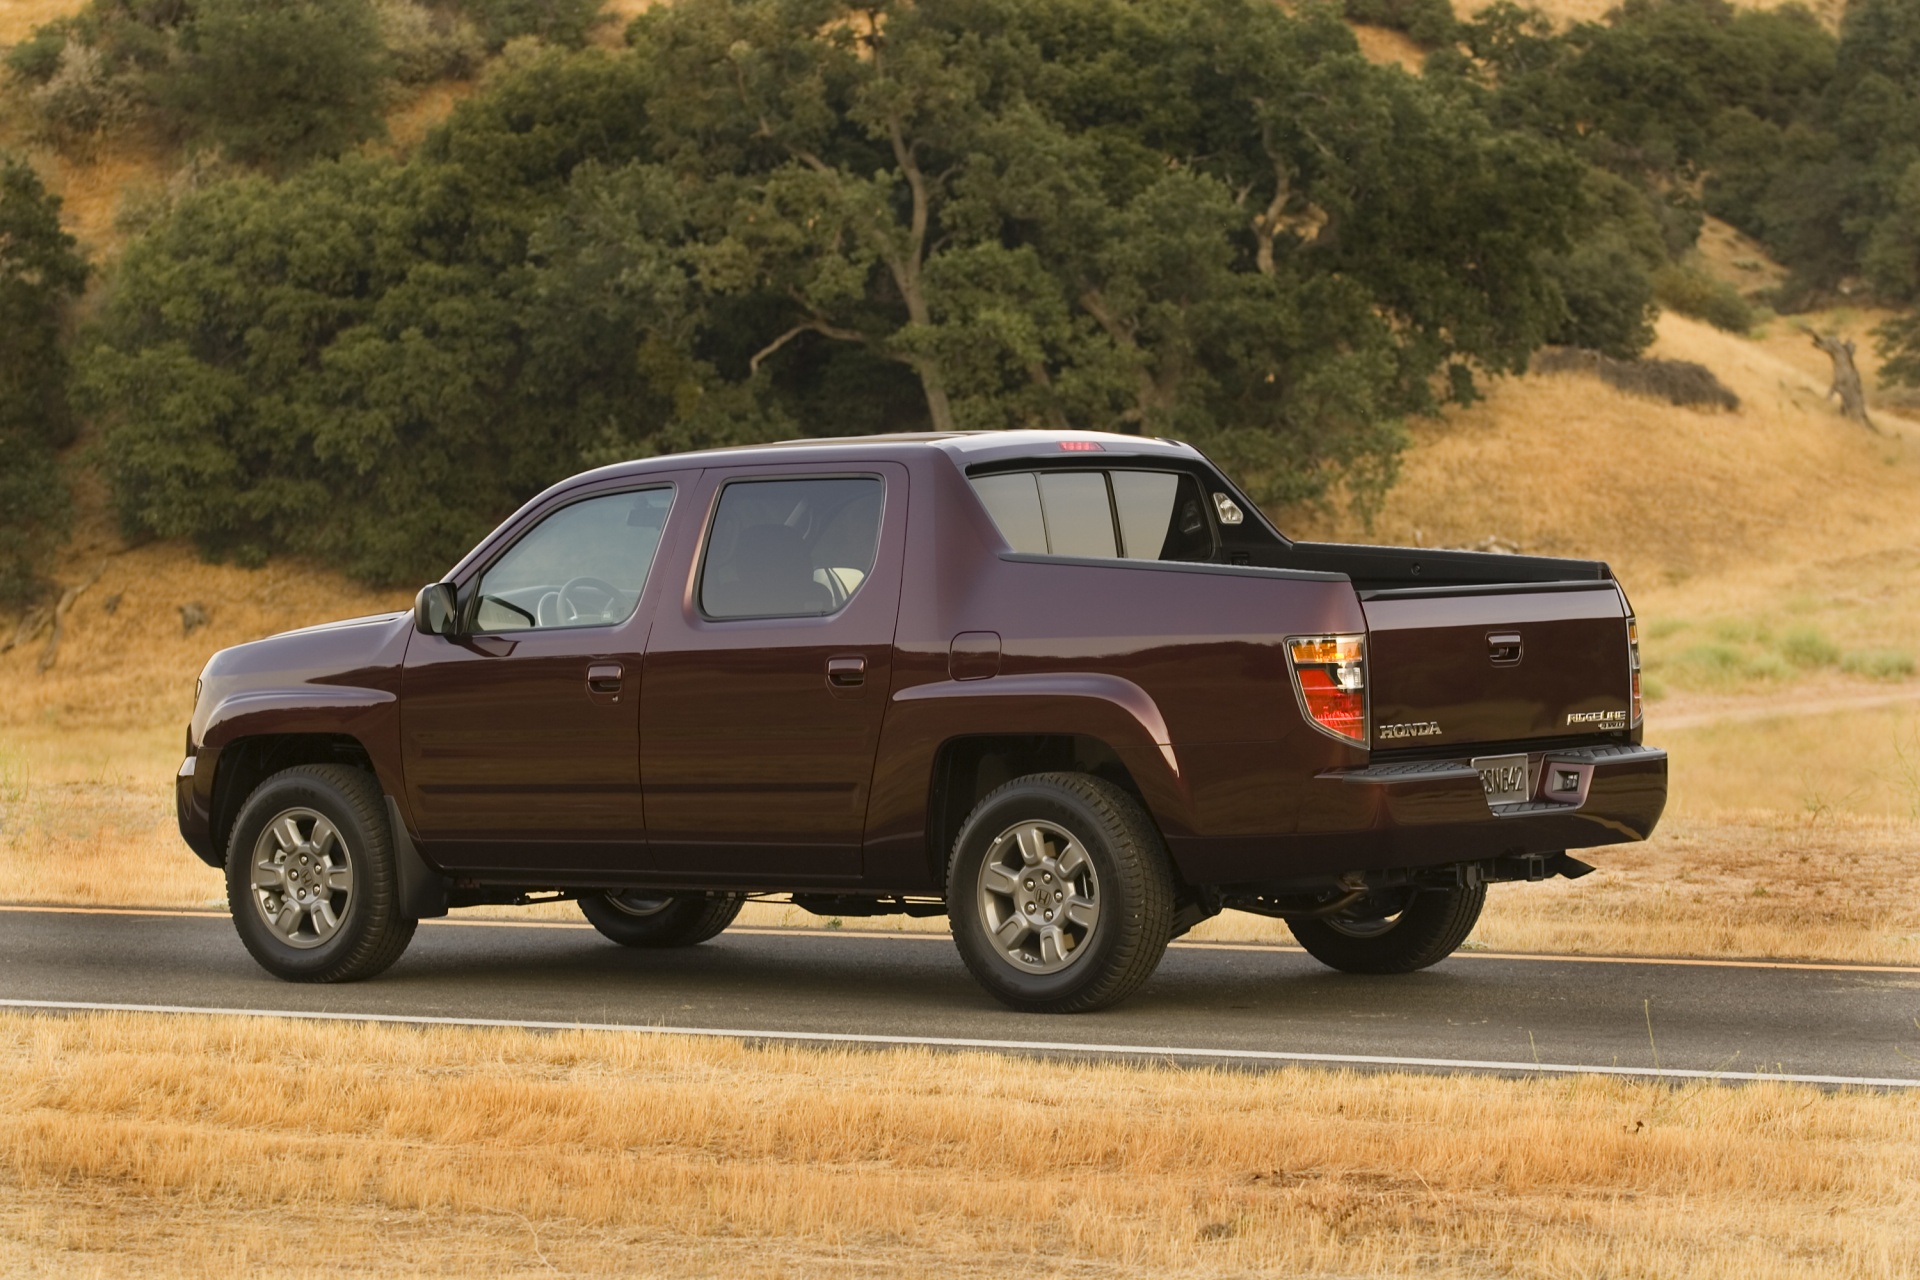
[581,429,1205,483]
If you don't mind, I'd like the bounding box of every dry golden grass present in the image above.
[1288,313,1920,588]
[2,1010,1916,1279]
[0,539,409,908]
[1349,22,1429,71]
[0,0,83,46]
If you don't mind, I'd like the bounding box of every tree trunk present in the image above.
[1808,329,1879,433]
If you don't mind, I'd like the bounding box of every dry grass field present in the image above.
[3,1010,1917,1279]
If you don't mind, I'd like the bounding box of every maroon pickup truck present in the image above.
[178,430,1664,1012]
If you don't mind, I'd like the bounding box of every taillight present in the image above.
[1627,616,1642,728]
[1288,634,1367,746]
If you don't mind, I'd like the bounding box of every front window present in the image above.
[700,476,884,619]
[971,468,1214,561]
[473,487,674,632]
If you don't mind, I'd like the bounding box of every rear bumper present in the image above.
[1316,743,1666,839]
[1174,742,1667,884]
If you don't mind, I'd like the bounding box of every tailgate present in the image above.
[1362,582,1632,749]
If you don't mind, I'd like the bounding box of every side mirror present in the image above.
[414,582,460,636]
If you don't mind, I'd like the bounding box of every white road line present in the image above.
[3,998,1915,1089]
[5,904,1919,974]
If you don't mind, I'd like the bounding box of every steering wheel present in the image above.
[556,576,624,625]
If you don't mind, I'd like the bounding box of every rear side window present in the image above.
[970,469,1213,561]
[700,476,884,619]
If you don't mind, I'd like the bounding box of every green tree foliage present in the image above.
[0,157,90,606]
[1451,0,1834,181]
[1342,0,1458,48]
[3,0,604,159]
[83,53,664,579]
[1538,168,1665,356]
[1443,0,1920,310]
[161,0,390,168]
[82,0,1597,583]
[460,0,605,49]
[1696,0,1920,304]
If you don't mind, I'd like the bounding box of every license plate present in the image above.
[1472,754,1531,806]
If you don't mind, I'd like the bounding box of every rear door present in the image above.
[641,463,907,881]
[1362,582,1632,749]
[400,477,692,874]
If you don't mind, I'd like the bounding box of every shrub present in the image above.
[378,0,486,84]
[1842,649,1917,679]
[1653,263,1757,334]
[4,19,77,85]
[1342,0,1456,47]
[460,0,603,49]
[1779,625,1841,668]
[30,44,134,149]
[160,0,390,168]
[1531,348,1740,410]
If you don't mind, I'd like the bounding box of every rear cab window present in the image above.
[971,468,1216,562]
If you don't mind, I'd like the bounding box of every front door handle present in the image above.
[826,655,867,687]
[587,662,624,696]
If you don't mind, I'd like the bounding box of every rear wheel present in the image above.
[225,764,416,983]
[578,891,744,948]
[947,773,1176,1013]
[1287,883,1486,974]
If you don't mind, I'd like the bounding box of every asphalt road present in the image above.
[4,905,1918,1087]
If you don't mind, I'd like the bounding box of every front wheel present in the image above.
[1287,882,1486,974]
[578,891,744,947]
[226,764,417,983]
[947,773,1176,1014]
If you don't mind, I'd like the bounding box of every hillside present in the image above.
[1284,311,1919,591]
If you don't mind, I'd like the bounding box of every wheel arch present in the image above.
[865,673,1198,892]
[925,732,1178,892]
[209,734,380,863]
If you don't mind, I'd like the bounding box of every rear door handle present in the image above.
[1487,632,1523,665]
[587,662,624,694]
[827,655,867,687]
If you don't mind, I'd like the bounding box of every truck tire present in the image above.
[226,764,417,983]
[947,773,1176,1014]
[578,891,744,948]
[1287,883,1486,974]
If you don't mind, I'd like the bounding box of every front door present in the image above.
[641,464,907,881]
[400,480,688,874]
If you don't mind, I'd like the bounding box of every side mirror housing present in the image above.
[414,582,459,636]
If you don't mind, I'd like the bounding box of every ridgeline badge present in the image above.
[1377,721,1443,741]
[1566,709,1629,728]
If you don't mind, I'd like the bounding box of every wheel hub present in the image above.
[976,820,1101,974]
[249,807,353,950]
